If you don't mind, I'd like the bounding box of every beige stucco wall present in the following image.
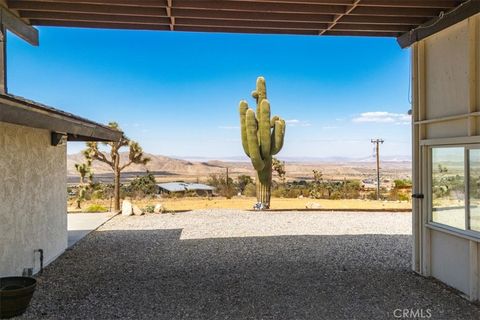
[0,121,67,276]
[423,14,479,139]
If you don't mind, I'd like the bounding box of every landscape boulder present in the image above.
[305,202,321,209]
[132,205,144,216]
[121,200,133,216]
[154,203,166,214]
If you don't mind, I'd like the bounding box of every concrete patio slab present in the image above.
[67,213,116,248]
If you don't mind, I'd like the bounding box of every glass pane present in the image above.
[431,147,465,230]
[469,150,480,231]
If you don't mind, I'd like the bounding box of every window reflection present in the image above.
[431,147,465,230]
[469,150,480,231]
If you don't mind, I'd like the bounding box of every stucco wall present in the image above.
[0,122,67,276]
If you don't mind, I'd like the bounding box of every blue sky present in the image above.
[9,27,411,159]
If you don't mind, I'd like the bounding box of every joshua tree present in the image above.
[74,160,93,209]
[239,77,286,209]
[83,122,150,211]
[272,157,286,184]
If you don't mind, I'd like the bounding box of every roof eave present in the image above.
[0,94,122,142]
[397,0,480,48]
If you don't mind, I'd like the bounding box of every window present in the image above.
[469,150,480,231]
[431,147,465,230]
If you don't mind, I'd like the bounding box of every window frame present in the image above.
[427,144,480,241]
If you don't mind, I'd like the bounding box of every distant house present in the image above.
[157,182,215,196]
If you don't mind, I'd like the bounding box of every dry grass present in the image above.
[69,197,411,213]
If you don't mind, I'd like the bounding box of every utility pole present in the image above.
[371,139,384,200]
[226,167,229,188]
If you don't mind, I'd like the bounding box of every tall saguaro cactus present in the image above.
[239,77,286,209]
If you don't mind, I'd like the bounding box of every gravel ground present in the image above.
[18,210,480,320]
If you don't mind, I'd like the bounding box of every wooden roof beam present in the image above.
[11,0,168,6]
[172,9,335,23]
[172,1,347,15]
[350,6,446,17]
[227,0,458,8]
[359,0,460,9]
[8,1,446,17]
[175,18,330,30]
[8,1,167,16]
[174,25,319,35]
[320,0,360,35]
[324,29,400,37]
[31,19,170,31]
[166,0,174,30]
[10,0,459,9]
[0,5,38,45]
[20,11,170,25]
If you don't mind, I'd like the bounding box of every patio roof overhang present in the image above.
[4,0,479,48]
[0,93,123,142]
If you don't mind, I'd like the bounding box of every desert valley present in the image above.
[67,152,412,185]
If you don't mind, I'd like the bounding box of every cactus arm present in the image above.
[239,100,250,157]
[245,109,265,171]
[270,115,279,128]
[259,99,272,158]
[271,119,286,155]
[251,76,267,104]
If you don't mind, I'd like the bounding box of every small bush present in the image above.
[367,191,378,200]
[394,179,412,189]
[272,186,286,198]
[143,205,155,213]
[398,193,410,201]
[85,204,108,213]
[244,183,256,197]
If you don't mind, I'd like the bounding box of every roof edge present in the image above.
[0,93,122,142]
[397,0,480,48]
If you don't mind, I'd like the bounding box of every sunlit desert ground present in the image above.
[69,197,411,213]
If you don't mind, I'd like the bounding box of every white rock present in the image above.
[305,202,321,209]
[132,205,144,216]
[121,200,133,216]
[154,203,166,214]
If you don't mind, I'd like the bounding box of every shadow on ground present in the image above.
[20,230,480,320]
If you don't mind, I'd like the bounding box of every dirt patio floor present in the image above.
[18,210,480,320]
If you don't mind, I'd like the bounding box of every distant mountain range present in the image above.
[67,152,411,184]
[67,152,246,176]
[177,155,412,163]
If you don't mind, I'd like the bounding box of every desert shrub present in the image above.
[388,183,412,201]
[144,205,155,213]
[285,187,306,198]
[330,191,342,200]
[367,191,378,200]
[394,179,412,189]
[308,178,362,200]
[85,204,108,213]
[272,186,286,198]
[126,172,157,198]
[208,173,235,198]
[398,193,410,201]
[237,175,254,193]
[244,183,256,197]
[89,183,114,200]
[91,189,104,200]
[186,190,198,197]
